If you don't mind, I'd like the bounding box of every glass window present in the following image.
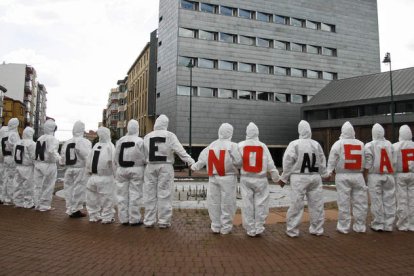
[177,85,195,96]
[239,9,253,19]
[239,35,255,46]
[321,23,335,32]
[274,40,289,50]
[307,45,321,54]
[218,89,235,99]
[200,3,216,13]
[307,110,329,121]
[239,62,254,72]
[199,30,217,40]
[198,87,215,98]
[323,47,337,56]
[306,20,319,30]
[181,0,197,10]
[291,68,305,77]
[291,43,305,52]
[257,64,272,74]
[307,70,321,79]
[275,66,288,76]
[275,93,287,102]
[198,58,216,69]
[291,94,304,103]
[238,90,253,100]
[178,56,195,66]
[219,60,236,71]
[219,32,236,43]
[291,18,305,27]
[257,92,271,101]
[274,15,288,24]
[323,72,338,80]
[256,12,271,22]
[179,27,196,38]
[257,37,272,47]
[220,6,235,16]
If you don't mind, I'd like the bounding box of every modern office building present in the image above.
[157,0,380,153]
[126,30,158,137]
[303,67,414,153]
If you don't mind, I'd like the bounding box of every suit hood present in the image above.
[23,127,34,140]
[154,114,168,131]
[7,118,19,131]
[246,122,259,140]
[72,121,85,137]
[97,127,111,143]
[399,125,412,142]
[340,121,355,139]
[372,123,385,141]
[127,119,139,135]
[44,119,57,135]
[218,123,233,140]
[0,126,8,137]
[298,120,312,139]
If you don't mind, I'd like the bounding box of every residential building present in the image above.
[105,88,120,137]
[302,67,414,153]
[126,30,158,137]
[34,83,47,138]
[157,0,380,156]
[3,96,25,135]
[116,78,128,137]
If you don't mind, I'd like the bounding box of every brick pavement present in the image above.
[1,196,414,275]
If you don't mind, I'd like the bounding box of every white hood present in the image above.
[7,118,19,131]
[340,121,355,139]
[44,119,57,135]
[72,121,85,137]
[372,123,385,141]
[97,127,111,143]
[154,114,168,131]
[218,123,233,140]
[399,125,413,142]
[0,126,8,137]
[246,122,259,140]
[22,127,34,140]
[298,120,311,139]
[127,119,139,135]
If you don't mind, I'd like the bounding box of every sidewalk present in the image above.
[1,195,413,275]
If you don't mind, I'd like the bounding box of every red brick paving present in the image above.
[1,196,414,275]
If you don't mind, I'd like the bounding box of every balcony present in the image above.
[25,82,32,94]
[111,109,118,115]
[118,105,127,112]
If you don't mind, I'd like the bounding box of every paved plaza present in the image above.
[1,189,414,275]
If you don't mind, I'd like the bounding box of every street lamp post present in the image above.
[186,60,194,177]
[382,52,395,142]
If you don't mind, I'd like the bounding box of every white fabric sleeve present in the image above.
[191,147,208,171]
[170,133,195,165]
[229,143,242,168]
[280,142,297,183]
[364,143,374,170]
[317,143,329,178]
[76,139,92,161]
[327,141,340,175]
[264,146,279,182]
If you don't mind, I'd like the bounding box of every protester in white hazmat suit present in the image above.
[33,119,60,211]
[279,120,328,237]
[60,121,92,218]
[364,123,396,232]
[0,126,8,204]
[191,123,242,234]
[114,120,145,225]
[238,122,280,237]
[392,125,414,231]
[86,127,116,224]
[3,118,21,205]
[13,127,36,208]
[327,121,368,233]
[143,114,195,228]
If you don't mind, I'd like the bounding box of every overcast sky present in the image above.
[1,0,413,141]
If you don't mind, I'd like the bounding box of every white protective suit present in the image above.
[364,123,396,232]
[86,127,116,223]
[33,119,60,211]
[13,127,36,208]
[392,125,414,231]
[114,120,145,225]
[0,126,8,203]
[60,121,92,216]
[327,121,368,233]
[238,122,279,237]
[280,120,328,237]
[192,123,242,234]
[3,118,21,205]
[143,115,195,228]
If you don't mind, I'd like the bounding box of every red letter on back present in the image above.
[208,149,226,176]
[344,144,362,170]
[243,146,263,173]
[401,149,414,172]
[380,148,394,174]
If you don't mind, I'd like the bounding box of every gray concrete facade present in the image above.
[157,0,380,146]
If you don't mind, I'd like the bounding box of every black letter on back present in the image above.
[14,145,24,164]
[65,143,77,165]
[2,137,11,156]
[300,153,319,173]
[119,142,135,167]
[149,137,167,162]
[91,147,101,174]
[35,141,46,161]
